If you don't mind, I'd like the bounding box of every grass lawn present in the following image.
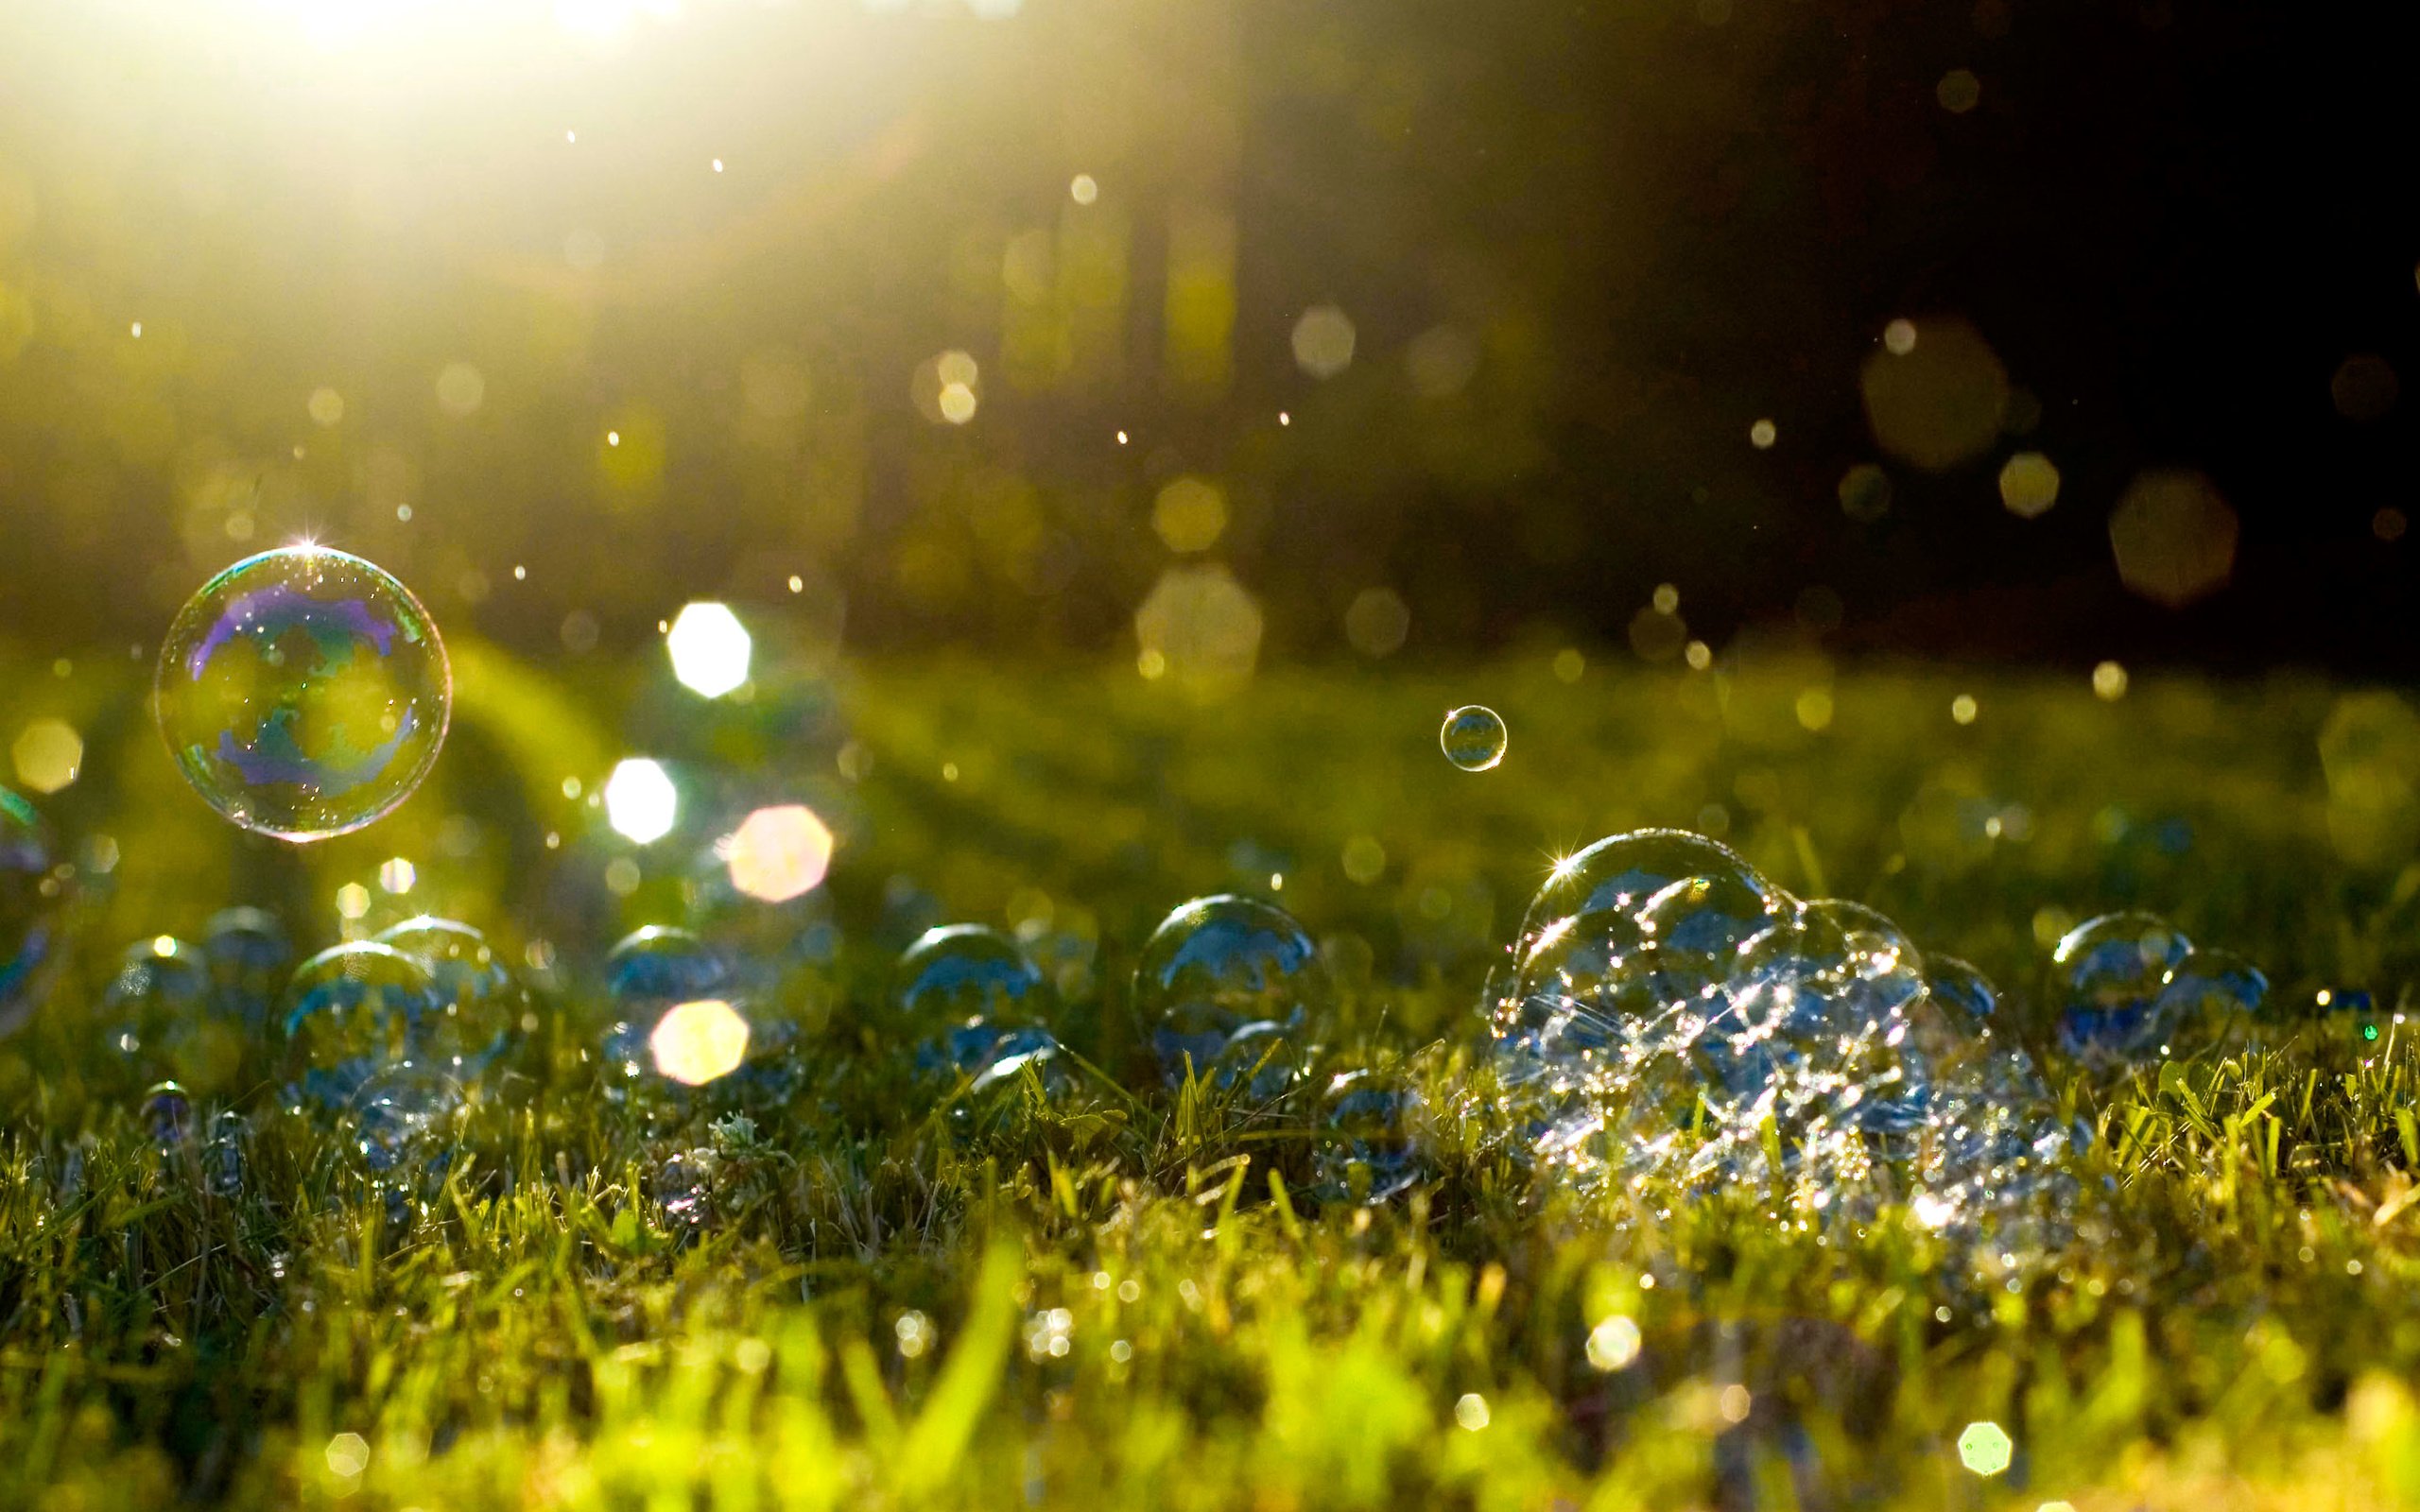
[5,647,2420,1509]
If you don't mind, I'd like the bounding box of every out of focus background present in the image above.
[3,0,2413,674]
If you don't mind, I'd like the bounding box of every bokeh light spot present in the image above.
[1134,566,1263,696]
[1291,304,1357,379]
[666,602,752,698]
[723,804,833,903]
[1585,1315,1642,1371]
[2093,661,2129,700]
[1151,476,1228,554]
[1838,463,1893,522]
[1883,319,1918,355]
[2109,469,2238,608]
[10,718,82,794]
[307,387,345,427]
[1344,587,1410,658]
[1749,417,1777,449]
[1937,68,1982,112]
[1861,317,2010,469]
[2332,354,2399,421]
[435,362,485,417]
[1958,1421,2013,1475]
[605,759,678,844]
[1070,173,1098,204]
[649,999,750,1086]
[1997,451,2061,517]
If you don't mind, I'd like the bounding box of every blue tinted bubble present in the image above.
[204,906,292,1012]
[1314,1070,1427,1204]
[1440,705,1508,771]
[101,936,212,1069]
[141,1081,195,1148]
[1134,895,1327,1088]
[282,941,438,1111]
[376,916,526,1083]
[606,926,729,1009]
[895,924,1052,1030]
[2049,911,2194,1065]
[155,547,451,841]
[0,786,60,1036]
[204,1111,247,1195]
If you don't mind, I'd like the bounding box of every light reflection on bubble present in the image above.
[721,804,834,902]
[649,998,750,1085]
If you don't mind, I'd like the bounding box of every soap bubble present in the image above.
[281,941,438,1112]
[2049,912,2265,1066]
[155,546,451,841]
[1440,705,1508,771]
[140,1081,195,1148]
[606,925,729,1008]
[1313,1069,1428,1204]
[100,937,216,1085]
[203,1111,247,1196]
[1490,829,2077,1261]
[0,785,60,1036]
[655,1150,714,1233]
[375,916,526,1084]
[204,906,293,1024]
[1134,894,1326,1091]
[895,924,1066,1090]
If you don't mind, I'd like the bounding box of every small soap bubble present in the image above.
[100,936,215,1082]
[1313,1069,1428,1205]
[895,925,1067,1091]
[282,941,439,1112]
[204,906,293,1019]
[1134,895,1327,1091]
[375,917,527,1084]
[140,1081,195,1148]
[0,786,61,1036]
[1440,706,1508,771]
[203,1111,247,1195]
[606,926,730,1009]
[2048,911,2193,1066]
[155,547,452,841]
[655,1150,714,1233]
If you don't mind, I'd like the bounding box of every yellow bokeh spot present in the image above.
[1070,173,1098,205]
[2093,661,2129,700]
[724,804,833,903]
[666,602,752,698]
[436,362,485,417]
[1861,316,2009,470]
[336,883,371,920]
[1997,451,2061,518]
[10,717,82,794]
[378,857,417,894]
[1951,694,1978,725]
[1290,304,1356,379]
[1344,587,1409,658]
[2110,468,2238,609]
[307,387,345,427]
[938,381,977,423]
[1585,1315,1641,1371]
[1795,687,1834,732]
[1134,565,1262,697]
[1152,476,1228,554]
[650,999,750,1086]
[1749,417,1777,449]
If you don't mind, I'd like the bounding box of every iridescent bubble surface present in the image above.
[281,941,438,1111]
[1134,894,1326,1091]
[101,936,218,1086]
[1440,705,1508,771]
[0,786,60,1036]
[155,546,451,841]
[1490,829,2075,1258]
[375,916,527,1085]
[1313,1069,1428,1205]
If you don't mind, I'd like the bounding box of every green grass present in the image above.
[7,646,2420,1510]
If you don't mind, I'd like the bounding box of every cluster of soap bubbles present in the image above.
[2047,911,2267,1067]
[1487,829,2083,1256]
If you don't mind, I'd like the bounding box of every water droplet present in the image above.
[0,786,61,1036]
[155,547,451,841]
[1134,895,1327,1091]
[1440,706,1508,771]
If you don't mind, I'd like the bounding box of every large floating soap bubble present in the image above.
[1,786,60,1036]
[155,546,451,841]
[895,924,1065,1090]
[1490,829,2076,1258]
[2049,911,2266,1067]
[1440,705,1508,771]
[1134,894,1327,1092]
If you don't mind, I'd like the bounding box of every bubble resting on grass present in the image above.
[1487,828,2079,1258]
[102,937,212,1078]
[895,924,1067,1091]
[283,942,438,1112]
[375,916,527,1085]
[0,786,60,1037]
[1133,894,1326,1096]
[2049,910,2267,1067]
[154,547,451,841]
[141,1081,195,1148]
[1313,1069,1429,1204]
[204,1111,247,1195]
[204,905,292,1028]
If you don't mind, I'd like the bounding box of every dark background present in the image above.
[0,0,2411,671]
